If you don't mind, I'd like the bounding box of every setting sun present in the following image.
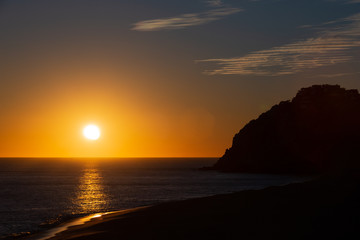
[83,124,101,140]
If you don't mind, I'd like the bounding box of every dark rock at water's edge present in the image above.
[210,85,360,174]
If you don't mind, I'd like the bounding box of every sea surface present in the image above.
[0,158,306,238]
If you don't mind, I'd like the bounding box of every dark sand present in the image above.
[29,176,360,240]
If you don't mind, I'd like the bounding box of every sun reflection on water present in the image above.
[73,163,108,214]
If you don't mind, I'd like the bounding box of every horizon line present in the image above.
[0,156,220,159]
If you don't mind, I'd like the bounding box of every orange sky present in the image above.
[0,57,241,157]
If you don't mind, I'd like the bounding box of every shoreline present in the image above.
[1,167,306,240]
[23,175,360,240]
[24,207,149,240]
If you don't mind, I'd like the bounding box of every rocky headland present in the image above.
[209,85,360,174]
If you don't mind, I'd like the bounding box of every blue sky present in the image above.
[0,0,360,156]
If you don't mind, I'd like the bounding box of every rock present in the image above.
[211,85,360,174]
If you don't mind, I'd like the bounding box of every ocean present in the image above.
[0,158,305,239]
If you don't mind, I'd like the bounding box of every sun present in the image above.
[83,124,101,140]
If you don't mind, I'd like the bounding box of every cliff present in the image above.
[212,85,360,174]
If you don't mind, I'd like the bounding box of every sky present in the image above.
[1,0,360,157]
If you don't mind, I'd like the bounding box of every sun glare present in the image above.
[83,124,101,140]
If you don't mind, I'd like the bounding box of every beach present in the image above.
[0,158,302,239]
[26,175,360,240]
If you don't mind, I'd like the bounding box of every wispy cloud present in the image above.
[197,13,360,76]
[317,72,360,78]
[132,7,242,31]
[206,0,224,7]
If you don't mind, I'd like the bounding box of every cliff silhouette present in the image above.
[211,85,360,174]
